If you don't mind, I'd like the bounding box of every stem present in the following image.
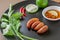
[16,32,24,40]
[7,4,24,40]
[18,32,38,40]
[8,4,37,40]
[11,25,24,40]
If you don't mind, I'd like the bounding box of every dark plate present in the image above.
[2,0,60,40]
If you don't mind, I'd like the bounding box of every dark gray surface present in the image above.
[4,0,60,40]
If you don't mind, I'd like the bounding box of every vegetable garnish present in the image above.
[26,4,38,13]
[20,7,26,17]
[0,4,38,40]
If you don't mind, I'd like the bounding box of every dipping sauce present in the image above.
[45,10,60,19]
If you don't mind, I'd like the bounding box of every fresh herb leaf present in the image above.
[8,4,13,18]
[11,12,23,19]
[3,13,8,17]
[3,25,14,36]
[1,18,8,22]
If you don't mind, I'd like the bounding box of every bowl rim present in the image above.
[42,6,60,21]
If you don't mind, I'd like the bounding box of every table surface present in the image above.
[0,0,60,40]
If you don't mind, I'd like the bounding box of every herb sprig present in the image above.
[0,4,38,40]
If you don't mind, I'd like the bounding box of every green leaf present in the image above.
[11,12,23,19]
[3,13,8,17]
[1,18,8,22]
[9,17,20,31]
[8,4,14,17]
[8,10,14,17]
[3,25,14,36]
[8,4,12,13]
[16,21,20,31]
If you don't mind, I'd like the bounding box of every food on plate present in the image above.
[0,4,38,40]
[27,18,39,29]
[31,21,40,29]
[27,18,48,34]
[37,25,48,34]
[36,0,48,8]
[26,4,38,13]
[45,10,60,19]
[34,22,44,31]
[20,7,26,17]
[1,22,8,28]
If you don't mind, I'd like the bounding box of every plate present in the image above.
[1,0,60,40]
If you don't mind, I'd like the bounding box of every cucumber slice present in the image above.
[26,4,38,13]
